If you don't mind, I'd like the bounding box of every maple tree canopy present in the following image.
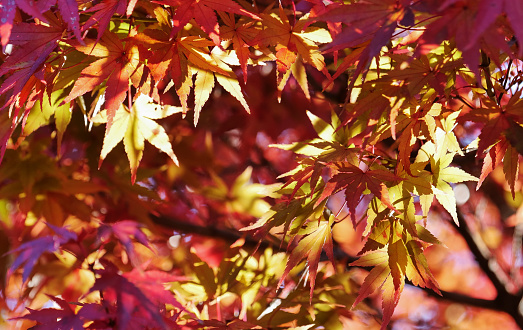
[1,0,523,329]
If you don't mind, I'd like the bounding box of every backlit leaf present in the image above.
[92,93,182,182]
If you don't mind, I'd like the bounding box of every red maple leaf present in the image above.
[317,163,401,224]
[468,93,523,196]
[12,295,87,330]
[81,0,139,43]
[219,12,258,83]
[82,0,127,43]
[0,14,65,161]
[412,0,516,77]
[97,220,152,266]
[319,0,410,90]
[7,223,77,283]
[123,268,186,311]
[63,31,140,132]
[134,22,229,113]
[0,12,64,100]
[0,0,84,46]
[155,0,259,46]
[0,17,62,86]
[0,0,53,46]
[88,266,172,329]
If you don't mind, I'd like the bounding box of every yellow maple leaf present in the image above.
[189,47,251,125]
[91,94,182,183]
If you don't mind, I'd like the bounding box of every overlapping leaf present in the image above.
[88,268,169,329]
[219,12,259,83]
[64,31,140,133]
[317,163,401,225]
[7,223,77,283]
[134,9,247,120]
[417,142,478,224]
[352,218,440,330]
[252,6,332,100]
[12,295,101,330]
[156,0,259,46]
[279,214,335,300]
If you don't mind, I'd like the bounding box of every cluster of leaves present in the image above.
[1,0,523,329]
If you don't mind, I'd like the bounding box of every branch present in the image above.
[418,283,507,311]
[149,213,284,252]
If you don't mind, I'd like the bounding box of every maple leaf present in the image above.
[279,214,335,301]
[503,144,520,199]
[64,31,140,133]
[123,268,186,310]
[56,0,83,43]
[350,250,396,330]
[417,143,478,225]
[97,220,153,266]
[0,16,63,163]
[464,93,523,196]
[319,0,409,90]
[476,110,510,160]
[252,6,332,100]
[137,34,250,125]
[20,90,71,155]
[433,110,464,159]
[386,53,463,101]
[412,0,519,76]
[352,218,437,330]
[11,295,87,330]
[191,47,251,124]
[0,0,56,46]
[317,163,401,225]
[88,267,170,329]
[0,13,64,140]
[82,0,128,43]
[219,12,259,83]
[91,93,181,183]
[240,191,323,236]
[0,17,62,75]
[0,0,83,46]
[7,223,77,283]
[156,0,259,46]
[405,239,440,294]
[134,11,233,116]
[388,162,433,234]
[14,297,118,329]
[274,111,357,199]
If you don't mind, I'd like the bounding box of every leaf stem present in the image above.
[497,59,513,104]
[480,51,497,101]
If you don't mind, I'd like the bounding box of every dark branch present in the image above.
[452,209,523,328]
